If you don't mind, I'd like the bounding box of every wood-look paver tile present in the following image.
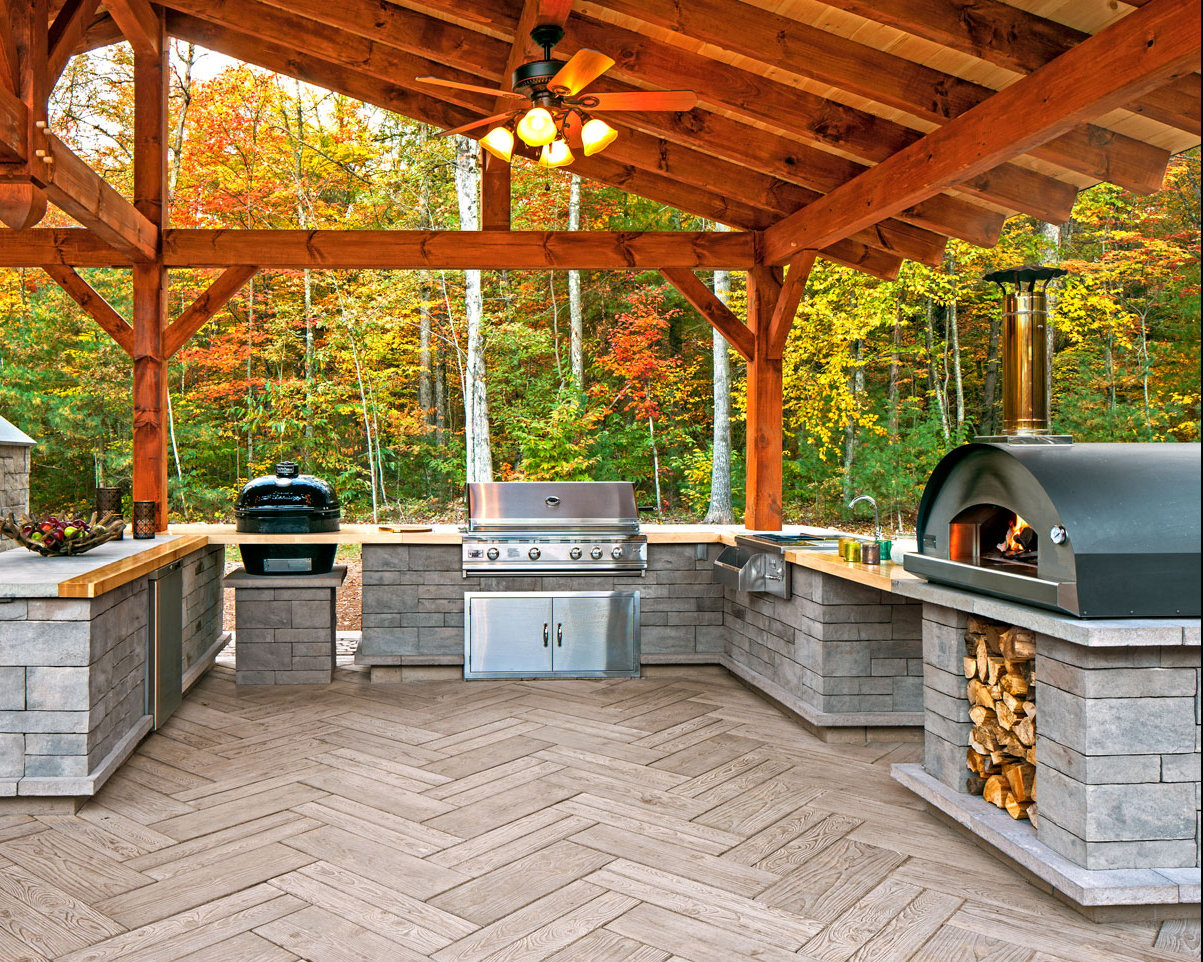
[0,861,123,944]
[430,839,614,926]
[721,804,831,866]
[424,778,578,839]
[55,886,302,962]
[75,802,178,852]
[557,794,740,855]
[1154,920,1201,957]
[283,824,469,898]
[1,827,154,902]
[124,810,304,872]
[299,764,455,820]
[909,925,1035,962]
[756,812,863,873]
[757,837,908,924]
[541,766,714,820]
[480,890,637,962]
[435,760,565,807]
[34,813,157,863]
[0,886,91,958]
[427,809,595,872]
[587,859,823,950]
[151,782,328,841]
[254,903,428,962]
[847,890,964,962]
[92,772,196,823]
[799,877,925,962]
[606,902,802,962]
[533,745,688,790]
[140,814,323,880]
[293,797,461,856]
[120,754,214,795]
[173,931,301,962]
[650,733,765,777]
[571,822,777,898]
[542,928,670,962]
[95,842,316,929]
[424,735,556,779]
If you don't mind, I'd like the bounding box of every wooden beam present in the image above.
[762,0,1201,264]
[745,264,783,531]
[131,6,168,530]
[48,0,100,82]
[0,82,27,159]
[767,251,816,360]
[816,0,1199,135]
[164,265,257,357]
[590,0,1172,194]
[0,0,19,93]
[660,268,753,361]
[42,264,134,354]
[536,0,573,26]
[160,230,758,269]
[106,0,162,56]
[0,183,47,228]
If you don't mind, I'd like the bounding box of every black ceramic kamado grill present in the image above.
[235,461,340,575]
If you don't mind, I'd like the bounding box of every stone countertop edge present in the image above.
[894,578,1200,646]
[0,534,209,599]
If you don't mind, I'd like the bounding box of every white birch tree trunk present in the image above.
[455,136,492,482]
[703,235,733,523]
[568,174,584,388]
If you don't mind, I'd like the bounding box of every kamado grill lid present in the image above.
[235,461,341,518]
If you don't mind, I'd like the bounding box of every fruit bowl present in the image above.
[1,512,126,557]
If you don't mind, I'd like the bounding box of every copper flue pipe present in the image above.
[1001,291,1049,435]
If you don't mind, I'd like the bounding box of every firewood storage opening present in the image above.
[963,615,1037,823]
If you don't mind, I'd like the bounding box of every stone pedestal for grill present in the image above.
[892,578,1199,915]
[226,567,346,685]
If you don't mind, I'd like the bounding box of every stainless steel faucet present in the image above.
[848,494,881,540]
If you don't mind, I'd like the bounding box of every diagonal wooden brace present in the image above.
[164,265,259,357]
[660,267,754,361]
[43,264,134,355]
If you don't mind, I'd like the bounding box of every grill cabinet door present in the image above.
[551,593,638,673]
[467,595,553,675]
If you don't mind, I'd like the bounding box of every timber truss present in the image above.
[0,0,1198,529]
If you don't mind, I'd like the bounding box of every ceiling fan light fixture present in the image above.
[580,117,617,156]
[539,139,574,168]
[516,107,557,147]
[480,125,515,162]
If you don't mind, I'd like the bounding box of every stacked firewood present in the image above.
[963,616,1038,823]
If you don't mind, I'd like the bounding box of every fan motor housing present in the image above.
[513,59,563,94]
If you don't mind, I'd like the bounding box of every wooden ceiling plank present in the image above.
[48,0,100,82]
[589,0,1172,194]
[815,0,1199,135]
[660,267,754,360]
[761,0,1201,265]
[164,264,257,356]
[42,264,135,354]
[105,0,162,57]
[537,0,574,28]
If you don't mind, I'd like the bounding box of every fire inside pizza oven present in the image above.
[949,505,1039,574]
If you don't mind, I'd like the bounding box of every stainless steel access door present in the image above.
[465,591,639,679]
[146,560,183,728]
[551,594,638,673]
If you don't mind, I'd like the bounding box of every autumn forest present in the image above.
[1,43,1199,530]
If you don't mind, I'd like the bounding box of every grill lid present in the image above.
[235,461,341,520]
[467,481,639,532]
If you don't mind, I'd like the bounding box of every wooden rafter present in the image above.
[762,0,1201,264]
[767,251,816,360]
[164,265,258,357]
[48,0,100,82]
[659,268,754,361]
[814,0,1199,135]
[588,0,1171,195]
[42,264,134,354]
[105,0,162,57]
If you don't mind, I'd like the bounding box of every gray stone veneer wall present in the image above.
[1,578,150,785]
[919,600,1201,871]
[723,566,923,719]
[358,543,726,663]
[182,545,224,673]
[0,442,31,553]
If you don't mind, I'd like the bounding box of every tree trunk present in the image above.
[888,301,901,437]
[568,173,584,388]
[419,281,434,429]
[649,415,662,515]
[926,298,951,442]
[843,340,863,503]
[1040,221,1063,425]
[455,136,492,482]
[982,313,1001,435]
[703,231,733,524]
[950,287,964,430]
[168,42,194,197]
[291,85,315,457]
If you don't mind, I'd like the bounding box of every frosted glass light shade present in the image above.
[480,126,514,162]
[539,139,574,167]
[516,107,557,147]
[580,118,617,156]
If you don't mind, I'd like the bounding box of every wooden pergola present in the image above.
[0,0,1198,530]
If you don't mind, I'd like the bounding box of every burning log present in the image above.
[965,616,1036,819]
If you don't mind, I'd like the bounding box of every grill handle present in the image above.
[556,623,563,647]
[543,623,549,647]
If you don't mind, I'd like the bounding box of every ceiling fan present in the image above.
[416,25,698,168]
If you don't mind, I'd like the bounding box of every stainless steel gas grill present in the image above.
[462,481,647,576]
[461,481,644,680]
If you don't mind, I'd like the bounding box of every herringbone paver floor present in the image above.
[0,664,1197,961]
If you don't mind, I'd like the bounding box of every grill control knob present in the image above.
[590,546,603,560]
[611,546,624,560]
[528,547,541,560]
[486,547,499,561]
[569,547,582,560]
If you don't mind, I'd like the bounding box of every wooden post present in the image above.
[480,148,510,230]
[131,10,168,530]
[745,263,784,531]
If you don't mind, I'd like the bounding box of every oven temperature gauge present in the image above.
[1049,525,1068,545]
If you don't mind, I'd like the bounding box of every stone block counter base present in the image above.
[226,567,347,685]
[894,578,1200,917]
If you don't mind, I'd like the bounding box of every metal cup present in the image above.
[877,539,892,561]
[838,537,855,560]
[95,487,123,539]
[132,501,157,539]
[861,542,881,565]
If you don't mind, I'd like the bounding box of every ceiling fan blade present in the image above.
[435,112,516,139]
[549,50,615,96]
[587,90,698,112]
[416,76,525,99]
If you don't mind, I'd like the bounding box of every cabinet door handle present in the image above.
[543,623,549,647]
[556,623,563,647]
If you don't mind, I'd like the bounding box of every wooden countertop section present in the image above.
[782,550,919,592]
[57,536,211,598]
